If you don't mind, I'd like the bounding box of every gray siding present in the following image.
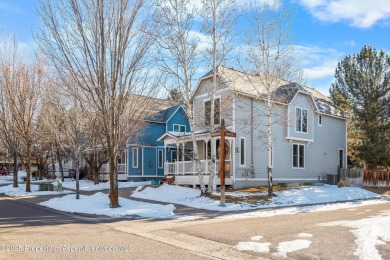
[192,81,234,131]
[233,93,347,188]
[287,93,315,141]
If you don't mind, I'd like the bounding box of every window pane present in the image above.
[339,150,343,168]
[295,108,301,131]
[240,138,245,165]
[299,145,304,168]
[214,98,220,125]
[132,149,138,168]
[180,125,186,132]
[319,115,322,125]
[302,109,307,132]
[173,124,179,132]
[205,101,211,126]
[158,150,163,168]
[293,144,298,167]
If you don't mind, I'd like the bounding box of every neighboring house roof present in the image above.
[147,105,183,123]
[197,66,345,118]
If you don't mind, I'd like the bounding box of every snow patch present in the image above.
[218,199,389,219]
[60,180,150,191]
[0,183,73,196]
[297,233,313,238]
[250,236,263,241]
[131,184,380,212]
[273,239,312,258]
[234,241,270,253]
[320,210,390,260]
[39,192,175,218]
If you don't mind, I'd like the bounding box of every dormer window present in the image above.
[295,107,308,133]
[173,124,186,132]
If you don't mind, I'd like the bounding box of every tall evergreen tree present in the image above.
[330,45,390,168]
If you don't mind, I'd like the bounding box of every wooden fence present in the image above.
[339,168,390,187]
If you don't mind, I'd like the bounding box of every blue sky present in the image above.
[0,0,389,96]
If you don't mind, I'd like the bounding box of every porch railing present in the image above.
[164,160,231,177]
[100,163,126,174]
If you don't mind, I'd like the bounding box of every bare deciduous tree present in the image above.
[199,0,240,193]
[37,0,156,207]
[242,0,301,196]
[153,0,206,192]
[0,39,42,192]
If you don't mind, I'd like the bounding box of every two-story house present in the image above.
[159,66,347,189]
[127,99,190,181]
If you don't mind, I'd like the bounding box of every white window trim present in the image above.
[292,143,305,169]
[295,106,308,134]
[158,149,163,169]
[239,137,246,167]
[318,114,322,126]
[204,96,221,127]
[173,124,186,132]
[132,148,138,168]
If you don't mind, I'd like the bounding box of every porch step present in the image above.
[160,175,175,185]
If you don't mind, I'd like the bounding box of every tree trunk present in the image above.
[56,150,64,182]
[25,146,31,193]
[13,151,18,188]
[109,152,119,208]
[267,95,273,197]
[93,164,100,185]
[51,147,56,179]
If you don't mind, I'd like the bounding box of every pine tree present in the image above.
[330,45,390,168]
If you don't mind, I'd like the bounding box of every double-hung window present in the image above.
[296,107,308,133]
[292,144,305,168]
[204,98,221,126]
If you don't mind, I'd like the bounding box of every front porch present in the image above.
[159,131,235,188]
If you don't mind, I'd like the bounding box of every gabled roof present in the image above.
[147,105,183,123]
[196,66,345,118]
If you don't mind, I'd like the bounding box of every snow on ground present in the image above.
[218,199,389,220]
[59,180,151,191]
[320,210,390,260]
[234,236,312,257]
[39,192,175,219]
[272,239,312,258]
[297,233,313,238]
[0,183,73,196]
[233,241,271,253]
[131,184,381,212]
[0,175,13,184]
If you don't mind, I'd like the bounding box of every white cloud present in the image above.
[297,0,390,28]
[344,40,355,47]
[303,61,337,79]
[294,44,341,80]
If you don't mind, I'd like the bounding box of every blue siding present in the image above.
[127,105,190,179]
[143,147,157,176]
[138,123,166,146]
[166,107,191,132]
[128,147,142,176]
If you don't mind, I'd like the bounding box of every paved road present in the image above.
[0,195,235,260]
[1,192,389,260]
